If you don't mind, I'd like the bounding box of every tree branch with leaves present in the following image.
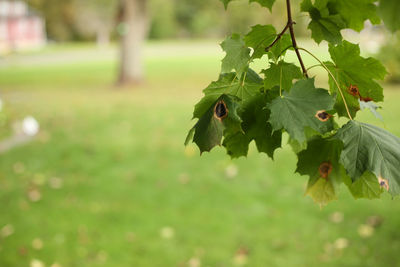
[185,0,400,206]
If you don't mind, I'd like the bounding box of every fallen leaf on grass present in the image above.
[160,226,175,239]
[358,224,374,238]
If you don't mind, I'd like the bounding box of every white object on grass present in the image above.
[22,116,39,136]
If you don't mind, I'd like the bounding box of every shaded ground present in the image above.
[0,42,400,267]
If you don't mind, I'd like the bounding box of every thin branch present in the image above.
[265,22,291,52]
[298,47,353,120]
[286,0,309,78]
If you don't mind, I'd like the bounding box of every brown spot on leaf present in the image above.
[319,162,333,179]
[315,110,332,122]
[378,176,389,191]
[348,85,360,97]
[214,100,228,121]
[360,96,373,102]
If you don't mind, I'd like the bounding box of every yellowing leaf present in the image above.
[306,177,337,206]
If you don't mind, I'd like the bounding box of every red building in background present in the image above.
[0,0,46,53]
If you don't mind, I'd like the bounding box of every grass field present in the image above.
[1,41,400,267]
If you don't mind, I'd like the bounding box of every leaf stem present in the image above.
[286,0,309,78]
[276,45,293,60]
[297,47,353,120]
[279,64,283,96]
[241,69,248,86]
[306,64,322,71]
[265,22,291,52]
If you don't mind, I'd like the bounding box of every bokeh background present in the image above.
[1,0,400,266]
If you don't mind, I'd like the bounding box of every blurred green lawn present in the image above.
[1,41,400,267]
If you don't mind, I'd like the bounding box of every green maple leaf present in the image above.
[379,0,400,32]
[244,25,276,59]
[301,0,380,43]
[222,132,251,158]
[262,61,303,91]
[336,120,400,196]
[325,41,387,118]
[301,0,346,44]
[186,95,243,154]
[324,61,360,118]
[296,137,346,183]
[268,78,335,143]
[223,90,281,158]
[333,0,380,32]
[220,0,233,9]
[193,69,263,119]
[220,0,275,10]
[221,34,251,78]
[288,127,322,153]
[344,171,383,199]
[267,34,292,62]
[296,137,347,205]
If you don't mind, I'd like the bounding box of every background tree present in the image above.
[73,0,118,46]
[28,0,117,42]
[28,0,77,41]
[117,0,148,86]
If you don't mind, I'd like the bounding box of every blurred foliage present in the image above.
[27,0,309,41]
[379,33,400,83]
[28,0,117,42]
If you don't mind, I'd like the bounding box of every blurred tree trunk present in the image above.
[117,0,148,86]
[96,27,110,47]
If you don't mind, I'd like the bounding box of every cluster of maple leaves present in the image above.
[186,0,400,205]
